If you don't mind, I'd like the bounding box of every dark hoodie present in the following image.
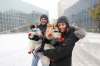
[34,15,50,52]
[38,24,47,34]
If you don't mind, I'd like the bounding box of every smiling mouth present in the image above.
[59,28,65,32]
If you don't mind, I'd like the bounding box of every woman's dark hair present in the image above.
[57,16,70,28]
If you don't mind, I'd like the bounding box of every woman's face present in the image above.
[57,23,67,32]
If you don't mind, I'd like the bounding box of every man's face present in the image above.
[40,18,48,25]
[58,23,69,32]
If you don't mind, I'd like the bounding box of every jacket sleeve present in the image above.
[73,26,86,39]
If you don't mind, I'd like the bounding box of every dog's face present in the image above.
[28,25,42,39]
[45,24,61,39]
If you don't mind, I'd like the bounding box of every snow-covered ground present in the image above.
[0,32,100,66]
[72,32,100,66]
[0,33,34,66]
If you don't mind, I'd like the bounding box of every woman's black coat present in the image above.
[43,28,79,66]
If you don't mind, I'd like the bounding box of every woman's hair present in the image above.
[57,16,70,28]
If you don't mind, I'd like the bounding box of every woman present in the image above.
[43,16,85,66]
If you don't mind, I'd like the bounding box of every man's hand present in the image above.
[28,49,34,54]
[32,35,40,41]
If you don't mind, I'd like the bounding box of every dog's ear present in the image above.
[47,23,53,28]
[30,24,36,29]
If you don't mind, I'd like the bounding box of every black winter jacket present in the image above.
[43,27,79,66]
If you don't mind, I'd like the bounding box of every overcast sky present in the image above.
[22,0,79,21]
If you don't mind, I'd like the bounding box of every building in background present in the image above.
[58,0,100,32]
[58,0,67,17]
[0,0,48,33]
[58,0,79,17]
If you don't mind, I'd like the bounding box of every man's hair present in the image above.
[40,14,48,22]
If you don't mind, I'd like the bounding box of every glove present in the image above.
[28,35,40,41]
[32,35,40,41]
[28,32,41,41]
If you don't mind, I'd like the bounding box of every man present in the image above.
[43,16,85,66]
[28,14,50,66]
